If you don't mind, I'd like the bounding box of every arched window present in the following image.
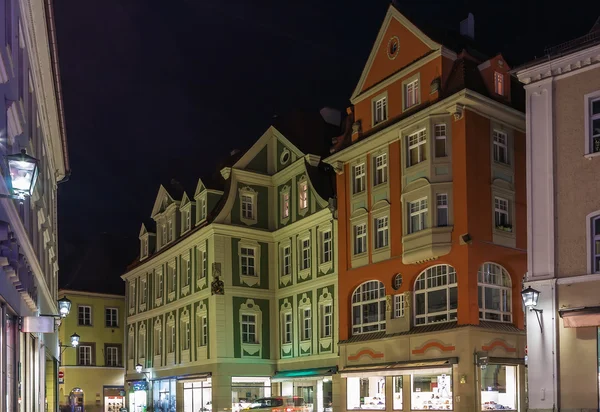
[352,281,386,334]
[414,265,457,325]
[478,263,512,322]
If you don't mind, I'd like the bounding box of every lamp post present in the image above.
[2,149,40,200]
[521,286,543,332]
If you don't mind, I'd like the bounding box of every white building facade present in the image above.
[516,18,600,412]
[0,0,70,411]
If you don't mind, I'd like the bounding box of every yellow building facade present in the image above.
[58,290,126,412]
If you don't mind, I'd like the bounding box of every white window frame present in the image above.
[155,267,163,304]
[436,193,449,227]
[153,319,162,363]
[281,190,290,219]
[394,294,405,318]
[374,216,389,249]
[584,91,600,155]
[167,261,176,300]
[166,317,175,355]
[241,246,257,276]
[196,245,208,285]
[408,197,428,234]
[141,237,149,259]
[298,179,309,212]
[239,240,261,286]
[281,244,292,278]
[321,304,332,338]
[282,311,292,344]
[196,302,208,350]
[587,211,600,274]
[199,195,207,221]
[167,218,173,243]
[407,129,427,166]
[128,327,135,360]
[493,130,509,164]
[79,305,92,326]
[181,254,191,296]
[494,71,504,96]
[373,153,388,186]
[105,307,118,328]
[301,307,312,341]
[478,263,512,323]
[106,346,119,367]
[78,345,92,366]
[183,208,191,232]
[129,282,135,313]
[321,229,333,264]
[139,276,147,308]
[351,280,386,335]
[239,186,258,225]
[354,223,367,255]
[138,323,146,362]
[181,314,191,351]
[414,264,458,325]
[494,196,510,230]
[241,314,257,344]
[353,163,366,194]
[434,124,447,158]
[373,95,388,125]
[404,78,420,109]
[240,299,262,357]
[299,236,311,272]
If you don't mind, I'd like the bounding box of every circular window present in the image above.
[392,273,403,290]
[280,149,291,165]
[387,36,400,60]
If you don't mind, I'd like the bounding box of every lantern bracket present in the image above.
[529,306,543,332]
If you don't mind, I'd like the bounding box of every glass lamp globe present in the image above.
[6,149,39,198]
[57,296,72,318]
[521,286,540,308]
[135,363,143,373]
[70,333,80,347]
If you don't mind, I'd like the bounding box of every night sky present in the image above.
[53,0,599,291]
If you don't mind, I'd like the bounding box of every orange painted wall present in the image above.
[336,110,526,341]
[361,17,432,93]
[478,55,512,103]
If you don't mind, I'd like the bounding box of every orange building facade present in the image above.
[325,6,527,412]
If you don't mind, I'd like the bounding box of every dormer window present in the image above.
[494,72,504,96]
[161,223,167,246]
[404,77,420,109]
[141,238,149,259]
[199,196,207,221]
[299,181,308,211]
[167,219,173,242]
[182,209,191,233]
[239,187,258,226]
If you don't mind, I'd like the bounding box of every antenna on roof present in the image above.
[460,13,475,40]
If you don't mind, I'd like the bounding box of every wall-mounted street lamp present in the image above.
[1,149,40,200]
[135,363,151,380]
[20,296,73,333]
[57,296,72,318]
[60,333,80,356]
[521,286,543,332]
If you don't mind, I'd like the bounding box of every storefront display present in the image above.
[153,379,176,411]
[347,376,386,410]
[272,368,335,412]
[393,377,402,410]
[411,371,453,410]
[129,380,148,412]
[231,376,271,412]
[480,365,516,410]
[104,387,125,411]
[183,379,212,412]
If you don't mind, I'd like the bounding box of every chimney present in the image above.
[460,13,475,40]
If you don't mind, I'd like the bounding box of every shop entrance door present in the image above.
[295,384,314,412]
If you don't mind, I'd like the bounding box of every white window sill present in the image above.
[181,285,190,296]
[168,291,176,301]
[241,274,260,287]
[240,216,258,226]
[139,303,146,312]
[319,337,333,352]
[241,342,261,357]
[351,191,366,198]
[319,261,333,274]
[584,151,600,160]
[155,297,163,307]
[298,268,311,281]
[299,207,309,217]
[280,273,292,286]
[196,277,207,289]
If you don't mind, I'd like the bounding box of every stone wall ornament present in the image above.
[211,262,224,295]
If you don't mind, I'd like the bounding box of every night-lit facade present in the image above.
[122,113,339,412]
[515,19,600,412]
[324,6,527,412]
[0,0,70,411]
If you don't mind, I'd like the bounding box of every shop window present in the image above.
[183,379,212,412]
[481,365,517,410]
[393,377,403,410]
[347,376,386,410]
[478,263,512,322]
[351,280,386,334]
[414,264,458,325]
[153,379,176,411]
[411,371,452,410]
[231,377,271,412]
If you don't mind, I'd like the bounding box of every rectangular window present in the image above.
[436,194,448,227]
[412,372,453,410]
[241,195,254,219]
[201,316,208,346]
[300,238,311,270]
[78,345,92,366]
[594,216,600,273]
[282,192,290,218]
[375,216,389,249]
[156,269,163,299]
[168,264,176,293]
[321,230,332,263]
[182,321,191,350]
[139,333,146,359]
[167,219,173,242]
[373,96,387,124]
[241,314,257,344]
[161,224,167,245]
[140,278,147,304]
[494,71,504,96]
[405,78,420,109]
[106,346,119,367]
[493,130,508,164]
[374,153,388,185]
[128,334,134,360]
[393,376,403,410]
[142,239,149,257]
[409,198,428,234]
[282,245,291,276]
[129,283,135,309]
[408,129,427,166]
[105,308,118,328]
[200,196,207,220]
[354,223,367,254]
[322,304,332,338]
[302,308,311,341]
[196,248,207,279]
[480,365,517,411]
[167,324,175,354]
[241,247,256,276]
[154,328,162,356]
[299,181,308,210]
[393,294,405,318]
[353,163,366,194]
[185,210,191,231]
[435,124,447,157]
[494,197,510,228]
[347,377,386,410]
[283,313,292,344]
[591,97,600,153]
[79,306,92,326]
[182,257,191,287]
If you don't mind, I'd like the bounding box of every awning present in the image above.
[272,367,337,382]
[489,357,525,365]
[175,373,212,382]
[340,357,458,378]
[559,306,600,328]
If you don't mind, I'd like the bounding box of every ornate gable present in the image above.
[351,5,440,101]
[150,185,174,218]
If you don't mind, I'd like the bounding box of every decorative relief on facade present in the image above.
[412,339,456,355]
[348,348,385,362]
[481,338,517,353]
[211,262,224,295]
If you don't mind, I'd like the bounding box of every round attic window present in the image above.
[392,273,403,290]
[280,149,291,165]
[387,36,400,60]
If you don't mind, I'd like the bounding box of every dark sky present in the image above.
[53,0,599,290]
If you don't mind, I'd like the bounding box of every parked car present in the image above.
[244,396,308,412]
